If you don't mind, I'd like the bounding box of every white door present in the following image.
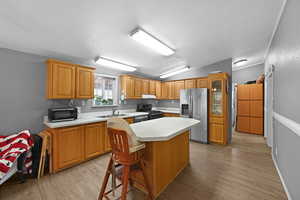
[265,65,274,147]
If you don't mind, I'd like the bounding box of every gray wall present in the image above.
[160,58,233,143]
[0,48,141,135]
[232,63,264,84]
[265,0,300,198]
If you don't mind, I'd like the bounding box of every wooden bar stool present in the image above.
[98,118,153,200]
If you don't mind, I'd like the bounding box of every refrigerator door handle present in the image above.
[189,93,193,118]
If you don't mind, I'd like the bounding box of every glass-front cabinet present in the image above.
[211,80,223,116]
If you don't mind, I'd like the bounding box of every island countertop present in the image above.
[130,117,200,142]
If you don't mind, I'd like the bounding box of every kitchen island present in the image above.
[130,117,200,198]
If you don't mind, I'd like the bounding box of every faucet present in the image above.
[112,108,118,116]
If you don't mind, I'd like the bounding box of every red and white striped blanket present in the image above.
[0,130,34,180]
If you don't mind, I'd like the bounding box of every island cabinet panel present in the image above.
[174,80,185,99]
[84,122,106,159]
[52,126,85,171]
[149,80,156,95]
[163,113,180,117]
[131,131,190,198]
[47,61,76,99]
[76,66,94,99]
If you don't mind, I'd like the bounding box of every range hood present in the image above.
[142,94,157,99]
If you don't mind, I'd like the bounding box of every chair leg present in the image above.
[121,165,130,200]
[140,160,154,200]
[98,157,113,200]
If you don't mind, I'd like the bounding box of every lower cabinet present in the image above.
[53,126,85,171]
[50,118,136,172]
[163,113,180,117]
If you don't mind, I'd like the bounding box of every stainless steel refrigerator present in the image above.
[180,88,208,143]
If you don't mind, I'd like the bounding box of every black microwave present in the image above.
[48,107,78,122]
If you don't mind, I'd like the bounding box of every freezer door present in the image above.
[190,88,208,143]
[180,89,191,117]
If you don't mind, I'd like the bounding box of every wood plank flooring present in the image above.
[0,131,287,200]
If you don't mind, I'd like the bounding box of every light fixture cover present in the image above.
[130,28,175,56]
[160,66,190,78]
[233,59,248,66]
[95,57,137,72]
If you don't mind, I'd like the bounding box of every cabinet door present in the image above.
[250,117,263,135]
[236,116,250,133]
[156,81,161,98]
[174,80,185,99]
[184,79,196,89]
[142,79,149,94]
[237,85,250,100]
[167,81,175,99]
[124,77,135,98]
[237,100,250,116]
[250,84,263,100]
[250,100,263,117]
[76,66,94,99]
[103,123,111,152]
[196,78,208,88]
[209,123,224,144]
[149,80,156,95]
[85,122,106,159]
[134,78,142,98]
[161,82,168,99]
[51,62,76,99]
[55,126,84,170]
[210,79,224,116]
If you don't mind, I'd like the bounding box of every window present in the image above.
[94,74,118,106]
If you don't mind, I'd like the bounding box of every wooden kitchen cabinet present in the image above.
[120,75,135,99]
[155,81,161,98]
[134,78,143,98]
[196,78,208,88]
[208,73,229,145]
[161,82,168,99]
[149,80,156,95]
[52,126,85,171]
[142,79,149,95]
[46,59,76,99]
[167,81,175,99]
[174,80,185,99]
[76,66,94,99]
[84,122,107,159]
[184,79,196,89]
[163,113,180,117]
[46,59,95,99]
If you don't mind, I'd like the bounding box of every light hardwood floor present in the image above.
[0,131,287,200]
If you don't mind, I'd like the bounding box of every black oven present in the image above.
[48,107,78,122]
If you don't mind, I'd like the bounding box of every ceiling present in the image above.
[0,0,283,76]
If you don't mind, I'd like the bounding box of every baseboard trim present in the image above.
[273,112,300,137]
[272,153,292,200]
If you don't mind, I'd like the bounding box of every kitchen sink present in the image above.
[97,114,127,118]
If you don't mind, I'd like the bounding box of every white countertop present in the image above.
[44,111,148,128]
[131,117,200,142]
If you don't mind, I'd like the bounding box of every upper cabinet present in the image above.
[134,78,143,98]
[185,79,196,89]
[161,82,168,99]
[120,75,135,99]
[46,59,95,99]
[174,80,185,99]
[142,79,149,95]
[196,78,208,88]
[155,81,161,98]
[167,81,175,99]
[149,80,156,95]
[76,66,94,99]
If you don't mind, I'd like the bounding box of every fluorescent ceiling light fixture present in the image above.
[233,59,248,66]
[95,57,137,72]
[160,66,190,79]
[130,28,175,56]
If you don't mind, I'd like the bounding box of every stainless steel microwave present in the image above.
[48,107,78,122]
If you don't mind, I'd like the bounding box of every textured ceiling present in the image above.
[0,0,283,76]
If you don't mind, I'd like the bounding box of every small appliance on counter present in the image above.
[136,104,164,120]
[48,107,78,122]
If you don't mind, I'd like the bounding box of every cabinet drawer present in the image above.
[210,117,224,124]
